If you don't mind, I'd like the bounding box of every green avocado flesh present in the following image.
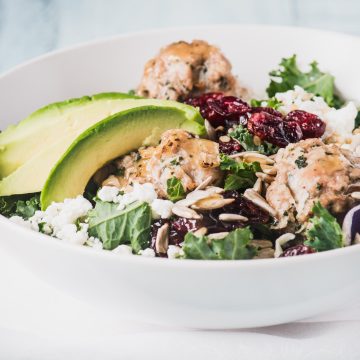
[0,93,137,179]
[0,94,204,196]
[40,106,204,209]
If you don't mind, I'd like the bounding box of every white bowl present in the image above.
[1,25,360,329]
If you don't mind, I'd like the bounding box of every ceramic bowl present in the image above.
[1,25,360,329]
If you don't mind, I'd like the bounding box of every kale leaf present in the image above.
[304,202,344,252]
[266,55,343,108]
[229,125,279,156]
[166,176,186,202]
[355,111,360,129]
[182,227,257,260]
[220,154,261,191]
[250,97,283,110]
[0,193,40,219]
[88,200,151,252]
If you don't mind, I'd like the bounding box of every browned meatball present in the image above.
[137,40,248,101]
[266,138,360,227]
[103,129,222,198]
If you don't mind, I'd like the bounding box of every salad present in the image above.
[1,39,360,260]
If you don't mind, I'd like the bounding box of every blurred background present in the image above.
[0,0,360,73]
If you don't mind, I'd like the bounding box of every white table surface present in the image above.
[1,248,360,360]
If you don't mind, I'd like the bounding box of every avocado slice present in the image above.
[40,106,204,209]
[0,95,204,196]
[0,93,138,179]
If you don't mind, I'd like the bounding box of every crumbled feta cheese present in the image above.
[85,237,103,250]
[120,183,158,206]
[37,196,92,231]
[167,245,184,259]
[139,248,156,257]
[55,223,89,245]
[117,182,158,210]
[151,199,174,219]
[325,102,358,140]
[275,86,358,141]
[344,134,360,156]
[112,244,133,255]
[97,186,120,202]
[9,216,33,230]
[27,195,93,245]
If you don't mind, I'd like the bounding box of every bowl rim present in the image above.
[2,23,360,80]
[2,211,360,269]
[2,23,360,268]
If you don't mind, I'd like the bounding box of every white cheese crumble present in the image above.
[139,248,156,257]
[26,195,93,245]
[96,182,175,219]
[85,236,103,250]
[56,223,89,245]
[167,245,184,259]
[151,199,174,219]
[9,215,37,231]
[275,86,358,141]
[97,186,120,203]
[112,244,133,255]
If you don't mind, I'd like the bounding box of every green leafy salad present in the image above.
[1,40,359,260]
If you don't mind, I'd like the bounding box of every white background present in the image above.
[1,0,360,72]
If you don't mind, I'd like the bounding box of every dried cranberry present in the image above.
[219,138,242,155]
[285,110,326,139]
[222,190,270,224]
[169,217,201,246]
[247,111,303,147]
[185,93,250,127]
[251,106,283,118]
[152,191,270,250]
[280,244,316,257]
[185,92,224,108]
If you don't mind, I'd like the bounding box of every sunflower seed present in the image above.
[205,120,216,140]
[172,204,202,219]
[155,223,169,254]
[253,178,262,193]
[351,191,360,199]
[195,176,214,191]
[205,186,225,194]
[207,232,229,240]
[346,182,360,193]
[274,233,296,258]
[354,233,360,244]
[219,213,248,222]
[251,240,273,249]
[255,172,275,183]
[254,248,275,259]
[230,151,275,165]
[262,167,277,175]
[243,189,277,217]
[219,135,231,143]
[176,189,213,207]
[193,227,208,237]
[192,195,235,210]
